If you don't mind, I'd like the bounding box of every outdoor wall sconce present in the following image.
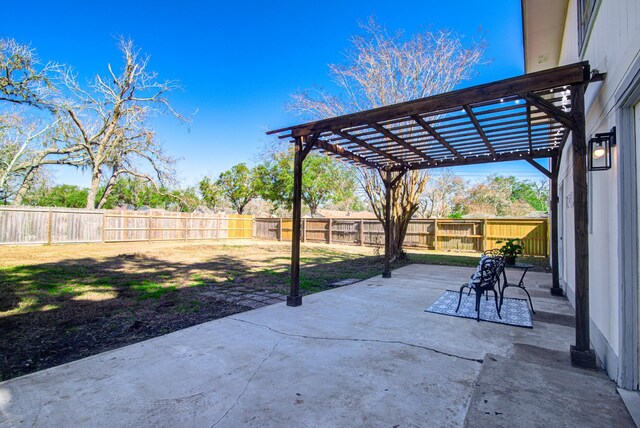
[588,127,616,171]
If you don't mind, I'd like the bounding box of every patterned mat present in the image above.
[425,290,533,328]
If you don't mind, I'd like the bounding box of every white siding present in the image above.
[557,0,640,375]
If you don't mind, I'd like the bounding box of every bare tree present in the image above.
[417,169,467,218]
[0,38,74,204]
[289,19,486,257]
[359,168,428,257]
[58,38,186,208]
[0,114,79,204]
[0,38,58,108]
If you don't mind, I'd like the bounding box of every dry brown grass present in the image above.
[0,239,548,381]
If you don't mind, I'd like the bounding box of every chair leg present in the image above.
[523,288,536,314]
[475,290,482,322]
[456,284,467,312]
[493,290,502,319]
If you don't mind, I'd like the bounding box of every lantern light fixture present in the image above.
[588,127,616,171]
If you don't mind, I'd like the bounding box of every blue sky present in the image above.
[4,0,547,186]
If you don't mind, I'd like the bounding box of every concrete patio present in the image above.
[0,264,634,427]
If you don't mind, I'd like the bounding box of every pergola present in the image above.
[267,61,599,368]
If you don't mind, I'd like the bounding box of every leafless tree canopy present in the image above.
[57,38,187,208]
[1,37,188,208]
[289,19,487,257]
[0,38,65,203]
[0,38,58,109]
[417,169,467,218]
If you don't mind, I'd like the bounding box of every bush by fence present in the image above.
[0,206,253,245]
[255,217,549,257]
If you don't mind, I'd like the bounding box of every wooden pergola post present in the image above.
[287,133,317,307]
[288,135,305,306]
[383,168,392,278]
[569,83,596,368]
[550,153,563,296]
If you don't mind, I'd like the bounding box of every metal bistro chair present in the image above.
[455,250,506,322]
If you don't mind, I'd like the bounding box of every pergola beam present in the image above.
[315,138,381,169]
[389,150,556,171]
[272,62,589,137]
[301,133,320,159]
[524,158,552,179]
[411,115,464,160]
[334,129,410,168]
[368,122,433,162]
[521,92,575,129]
[463,105,498,157]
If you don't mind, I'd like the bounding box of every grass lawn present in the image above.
[0,240,549,380]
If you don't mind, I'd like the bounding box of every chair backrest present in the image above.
[484,248,503,258]
[469,253,505,290]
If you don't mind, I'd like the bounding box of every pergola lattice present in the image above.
[267,61,599,368]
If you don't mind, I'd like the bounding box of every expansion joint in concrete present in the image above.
[230,318,483,364]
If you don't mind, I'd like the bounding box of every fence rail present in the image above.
[0,206,253,245]
[0,206,548,256]
[255,217,549,257]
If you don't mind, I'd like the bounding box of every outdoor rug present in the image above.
[425,290,533,328]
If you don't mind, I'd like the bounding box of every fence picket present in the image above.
[254,217,549,257]
[0,207,253,245]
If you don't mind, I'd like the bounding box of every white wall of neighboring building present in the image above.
[556,0,640,382]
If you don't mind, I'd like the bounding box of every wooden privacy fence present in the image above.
[255,217,550,257]
[0,206,253,245]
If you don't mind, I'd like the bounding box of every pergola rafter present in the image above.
[267,61,598,369]
[411,114,464,160]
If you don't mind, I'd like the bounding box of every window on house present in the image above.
[577,0,600,54]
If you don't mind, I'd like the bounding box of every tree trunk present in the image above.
[86,169,102,209]
[360,169,427,261]
[11,166,39,206]
[96,167,122,209]
[308,202,318,217]
[12,180,30,206]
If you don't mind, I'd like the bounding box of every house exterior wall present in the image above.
[557,0,640,384]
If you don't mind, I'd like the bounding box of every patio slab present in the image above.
[0,264,632,427]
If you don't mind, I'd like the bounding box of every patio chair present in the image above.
[455,251,506,322]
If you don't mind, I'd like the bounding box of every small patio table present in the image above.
[500,263,536,314]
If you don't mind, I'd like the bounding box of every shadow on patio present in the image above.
[0,264,633,427]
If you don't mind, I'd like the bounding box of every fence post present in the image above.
[184,213,189,241]
[433,218,438,250]
[302,218,307,242]
[148,211,152,242]
[360,219,364,246]
[47,208,53,245]
[252,217,256,239]
[328,218,332,244]
[278,217,283,241]
[482,219,488,252]
[102,211,107,243]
